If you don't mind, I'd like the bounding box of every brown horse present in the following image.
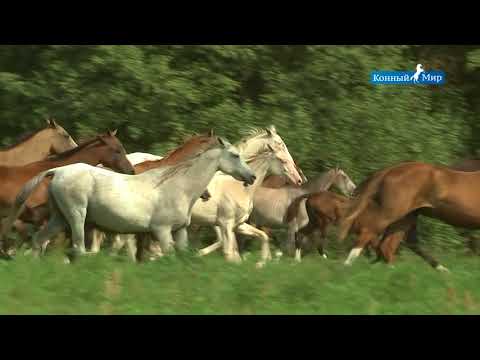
[371,158,480,269]
[0,118,77,166]
[337,161,480,271]
[0,130,135,255]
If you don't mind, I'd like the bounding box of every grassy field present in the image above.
[0,244,479,315]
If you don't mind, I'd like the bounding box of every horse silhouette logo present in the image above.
[411,64,424,83]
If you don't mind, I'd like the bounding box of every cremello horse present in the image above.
[192,126,305,266]
[12,137,256,258]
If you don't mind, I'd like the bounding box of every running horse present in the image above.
[10,136,255,259]
[370,158,480,270]
[88,131,220,260]
[0,130,135,255]
[338,161,480,272]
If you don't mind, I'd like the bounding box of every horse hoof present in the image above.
[436,265,450,273]
[274,250,283,258]
[322,254,328,259]
[255,261,266,269]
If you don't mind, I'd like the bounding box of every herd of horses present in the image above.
[0,118,479,272]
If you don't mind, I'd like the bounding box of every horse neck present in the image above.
[150,150,223,203]
[0,130,49,161]
[48,144,107,168]
[236,136,267,160]
[305,171,336,192]
[244,156,274,195]
[135,159,166,174]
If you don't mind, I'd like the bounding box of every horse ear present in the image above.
[51,119,59,128]
[217,137,226,147]
[266,125,277,136]
[109,129,118,137]
[208,129,214,137]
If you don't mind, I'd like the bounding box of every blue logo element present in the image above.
[371,64,445,85]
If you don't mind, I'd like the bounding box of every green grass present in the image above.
[0,247,479,315]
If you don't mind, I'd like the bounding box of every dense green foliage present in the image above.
[1,45,480,250]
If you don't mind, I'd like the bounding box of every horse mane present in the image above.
[236,126,275,146]
[46,136,103,160]
[0,128,45,151]
[162,133,215,161]
[153,140,220,188]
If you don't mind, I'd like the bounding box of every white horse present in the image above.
[87,152,164,254]
[10,137,256,258]
[107,126,305,263]
[191,126,305,266]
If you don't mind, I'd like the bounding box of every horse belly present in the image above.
[87,202,151,233]
[424,202,480,229]
[87,183,154,233]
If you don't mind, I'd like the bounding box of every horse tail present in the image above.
[0,169,57,242]
[337,168,390,242]
[285,193,311,224]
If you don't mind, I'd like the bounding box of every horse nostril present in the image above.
[251,175,257,182]
[297,179,302,185]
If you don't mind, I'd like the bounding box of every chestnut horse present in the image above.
[371,158,480,270]
[337,161,480,271]
[0,130,135,255]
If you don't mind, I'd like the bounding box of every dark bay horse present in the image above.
[0,118,77,166]
[0,130,135,255]
[338,161,480,271]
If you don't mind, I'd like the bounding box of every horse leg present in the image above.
[344,228,377,266]
[220,221,241,263]
[90,228,105,253]
[67,209,88,257]
[316,225,329,259]
[135,234,148,263]
[147,234,163,260]
[31,214,67,258]
[174,227,189,252]
[152,226,175,255]
[197,226,223,256]
[294,231,304,262]
[236,222,271,267]
[110,234,125,256]
[402,218,449,272]
[123,235,137,261]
